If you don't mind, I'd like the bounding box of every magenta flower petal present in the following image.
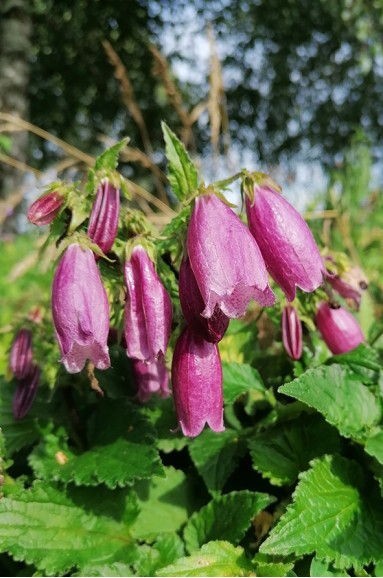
[27,191,64,226]
[171,327,224,438]
[246,186,327,301]
[52,244,110,373]
[282,305,302,360]
[132,358,170,403]
[88,180,120,255]
[9,329,33,380]
[13,364,41,420]
[316,301,365,355]
[187,194,275,319]
[179,254,229,343]
[124,245,172,363]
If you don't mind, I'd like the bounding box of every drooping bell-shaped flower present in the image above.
[132,358,170,403]
[171,327,224,438]
[187,194,275,319]
[316,301,365,355]
[27,191,64,226]
[179,254,229,343]
[9,329,34,380]
[13,364,41,420]
[245,182,327,301]
[282,305,302,360]
[52,243,110,373]
[124,245,172,363]
[88,179,120,255]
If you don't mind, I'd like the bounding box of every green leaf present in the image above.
[183,490,275,553]
[310,557,349,577]
[249,414,341,486]
[134,533,185,577]
[327,343,382,384]
[189,428,247,495]
[162,122,198,202]
[157,541,254,577]
[261,454,383,569]
[253,554,295,577]
[222,362,266,404]
[0,481,137,575]
[131,466,198,540]
[76,563,134,576]
[94,138,129,171]
[365,430,383,465]
[279,364,382,439]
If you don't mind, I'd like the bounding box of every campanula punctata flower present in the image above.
[27,191,64,226]
[316,301,364,355]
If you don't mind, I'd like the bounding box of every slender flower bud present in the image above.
[179,254,229,343]
[171,327,224,438]
[52,244,110,373]
[132,358,170,403]
[88,180,120,255]
[124,245,172,363]
[13,364,41,420]
[316,301,365,355]
[187,194,275,319]
[246,184,327,301]
[9,329,33,380]
[27,191,64,226]
[282,305,302,360]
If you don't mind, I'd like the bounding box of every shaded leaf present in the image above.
[365,430,383,465]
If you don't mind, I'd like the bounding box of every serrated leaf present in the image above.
[134,533,185,577]
[189,428,246,495]
[131,466,198,540]
[279,364,381,439]
[261,454,383,569]
[327,343,382,384]
[157,540,254,577]
[249,414,341,486]
[365,430,383,465]
[253,553,295,577]
[95,138,129,171]
[162,122,198,202]
[222,362,266,404]
[310,557,349,577]
[184,490,275,553]
[76,563,134,576]
[0,481,137,575]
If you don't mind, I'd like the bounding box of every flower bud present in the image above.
[316,301,365,355]
[52,244,110,373]
[9,329,33,380]
[124,245,172,363]
[246,184,326,301]
[88,180,120,255]
[171,327,224,437]
[27,191,64,226]
[282,305,302,360]
[132,358,170,403]
[179,255,229,343]
[327,266,368,310]
[187,194,275,319]
[13,364,41,420]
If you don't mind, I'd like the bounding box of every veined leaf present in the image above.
[162,122,198,202]
[222,361,266,404]
[94,138,129,171]
[134,533,185,577]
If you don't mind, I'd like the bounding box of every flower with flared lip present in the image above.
[316,301,364,355]
[51,243,110,373]
[187,194,275,319]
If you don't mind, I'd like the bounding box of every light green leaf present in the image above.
[222,362,266,404]
[0,481,137,575]
[162,122,198,202]
[249,414,341,486]
[94,138,129,171]
[261,454,383,569]
[327,343,382,384]
[134,533,185,577]
[189,428,246,495]
[76,563,134,576]
[157,540,254,577]
[253,553,295,577]
[310,557,349,577]
[279,364,382,438]
[184,490,275,553]
[365,430,383,465]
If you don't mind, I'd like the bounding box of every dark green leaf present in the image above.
[162,122,198,202]
[183,490,275,553]
[310,557,349,577]
[365,430,383,465]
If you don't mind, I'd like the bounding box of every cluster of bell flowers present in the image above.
[22,172,366,435]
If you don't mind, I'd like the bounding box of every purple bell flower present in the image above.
[27,191,64,226]
[171,327,224,438]
[131,358,170,403]
[179,254,229,343]
[9,328,33,380]
[282,305,302,360]
[246,183,327,301]
[13,364,41,420]
[51,243,111,373]
[187,194,275,319]
[88,180,120,255]
[316,301,365,355]
[124,245,172,363]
